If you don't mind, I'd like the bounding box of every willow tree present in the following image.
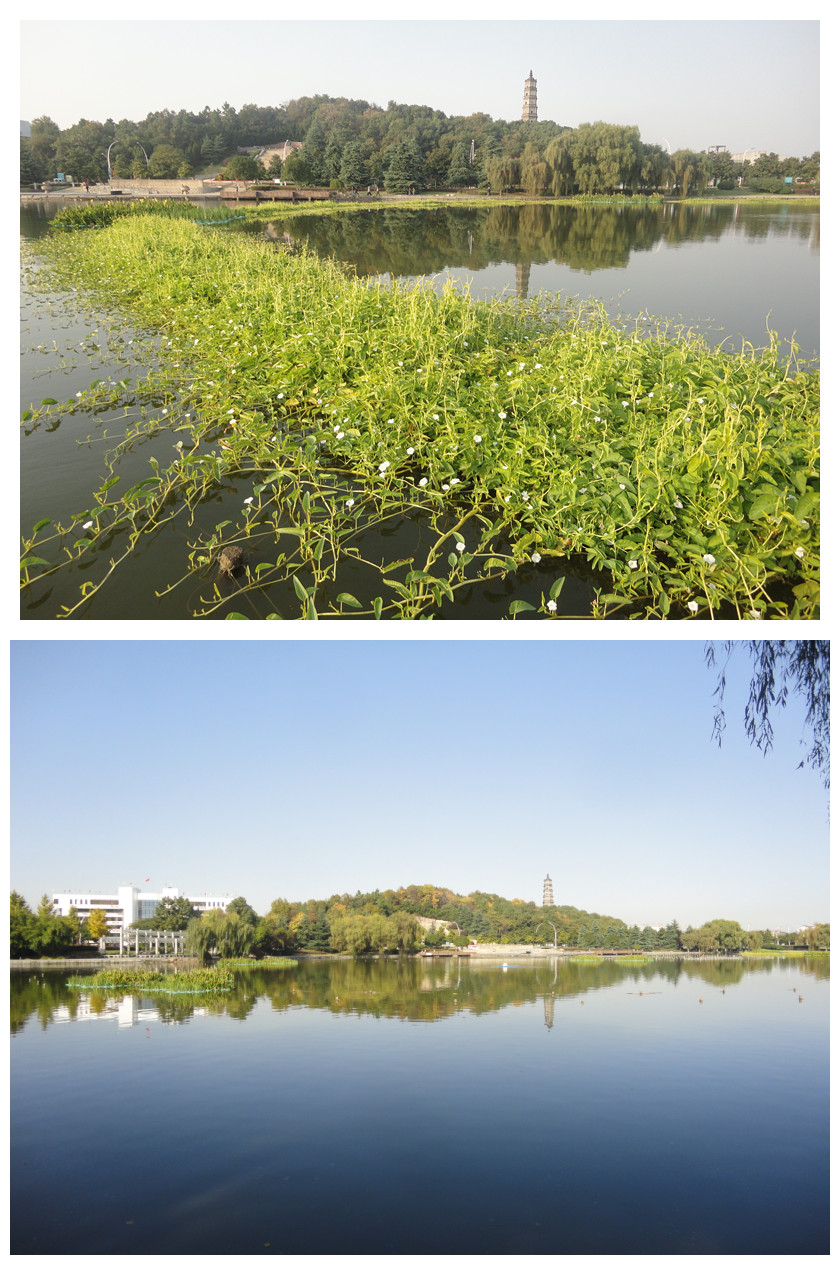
[519,143,549,196]
[706,640,829,788]
[545,133,576,196]
[669,148,711,197]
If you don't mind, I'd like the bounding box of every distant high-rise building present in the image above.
[522,70,538,122]
[543,874,554,906]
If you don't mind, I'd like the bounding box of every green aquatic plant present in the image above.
[21,204,819,619]
[67,965,234,993]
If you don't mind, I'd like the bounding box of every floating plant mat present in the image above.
[67,966,234,994]
[21,201,819,619]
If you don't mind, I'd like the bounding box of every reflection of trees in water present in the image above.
[254,204,817,289]
[10,955,828,1030]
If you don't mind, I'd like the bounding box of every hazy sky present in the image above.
[10,639,828,931]
[20,18,820,157]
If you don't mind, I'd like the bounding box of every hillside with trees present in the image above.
[9,888,829,959]
[20,95,818,195]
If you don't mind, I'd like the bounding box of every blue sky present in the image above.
[10,639,828,930]
[19,18,819,157]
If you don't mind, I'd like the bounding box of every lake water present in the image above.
[19,200,819,620]
[254,201,820,359]
[10,955,829,1254]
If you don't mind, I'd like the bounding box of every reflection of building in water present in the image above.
[543,993,556,1030]
[52,995,208,1028]
[515,261,531,302]
[543,874,554,906]
[522,70,538,122]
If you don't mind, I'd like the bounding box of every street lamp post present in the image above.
[536,920,558,949]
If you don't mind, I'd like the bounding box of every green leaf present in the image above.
[20,556,49,569]
[373,596,383,620]
[549,576,566,600]
[32,519,51,534]
[336,592,363,609]
[509,600,536,616]
[292,574,309,602]
[225,612,249,619]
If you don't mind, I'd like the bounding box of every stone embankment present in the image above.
[10,956,200,970]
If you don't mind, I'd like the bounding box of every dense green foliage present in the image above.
[185,908,257,962]
[21,204,819,620]
[21,98,818,194]
[66,964,234,992]
[10,892,84,957]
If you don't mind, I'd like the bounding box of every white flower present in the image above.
[628,560,638,570]
[450,477,461,487]
[535,363,542,369]
[277,393,284,399]
[387,418,395,425]
[418,477,428,487]
[336,432,345,440]
[622,401,630,408]
[531,552,541,563]
[522,492,529,501]
[442,483,450,491]
[498,411,507,420]
[244,497,253,505]
[619,484,625,490]
[795,546,805,558]
[379,460,390,473]
[519,362,525,370]
[702,554,716,565]
[674,500,683,509]
[474,435,483,444]
[432,413,439,420]
[547,599,557,612]
[407,447,415,456]
[456,542,466,553]
[82,520,94,529]
[687,600,699,613]
[750,609,762,619]
[346,498,355,508]
[507,370,513,376]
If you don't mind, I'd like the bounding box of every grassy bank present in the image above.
[21,202,819,619]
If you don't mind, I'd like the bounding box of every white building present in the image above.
[51,884,232,932]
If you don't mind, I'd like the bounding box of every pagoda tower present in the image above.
[543,874,554,906]
[522,70,538,122]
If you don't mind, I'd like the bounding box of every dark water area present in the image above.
[10,956,829,1254]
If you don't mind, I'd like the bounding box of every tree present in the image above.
[520,143,549,196]
[25,895,76,957]
[682,919,750,954]
[185,916,216,964]
[221,153,261,181]
[86,909,109,940]
[282,150,313,185]
[146,143,185,178]
[384,139,425,193]
[447,142,473,188]
[706,641,829,787]
[153,895,199,931]
[339,141,370,189]
[10,892,35,958]
[226,896,259,926]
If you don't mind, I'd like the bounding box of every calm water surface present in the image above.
[10,956,829,1254]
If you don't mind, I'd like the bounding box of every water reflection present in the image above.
[10,954,828,1033]
[254,201,818,285]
